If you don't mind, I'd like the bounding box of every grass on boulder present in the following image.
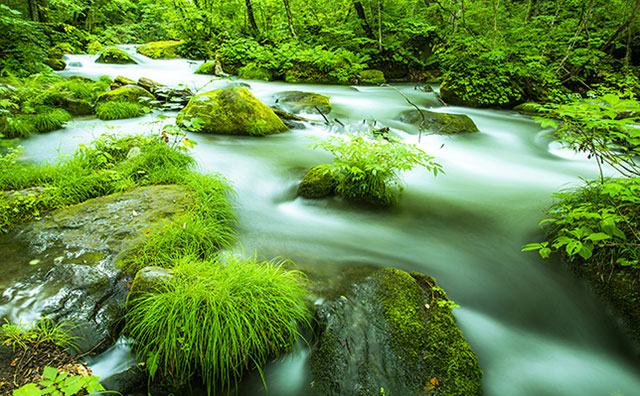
[95,101,147,120]
[124,255,312,393]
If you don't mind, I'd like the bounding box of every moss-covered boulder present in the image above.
[127,266,174,307]
[298,165,337,198]
[359,69,386,85]
[136,40,184,59]
[110,75,137,90]
[398,109,479,134]
[176,87,287,136]
[194,62,221,76]
[312,268,482,396]
[513,102,543,115]
[96,47,137,64]
[96,85,154,104]
[87,40,103,55]
[43,58,66,71]
[238,63,273,81]
[274,91,331,114]
[49,43,76,59]
[440,72,523,108]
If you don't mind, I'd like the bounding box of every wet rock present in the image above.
[44,58,67,71]
[96,85,154,104]
[136,40,184,59]
[5,185,193,355]
[110,76,136,90]
[101,364,147,395]
[274,91,331,115]
[137,77,165,92]
[298,165,337,198]
[311,268,482,396]
[153,86,193,110]
[358,69,386,85]
[177,87,287,136]
[238,63,273,81]
[96,47,137,65]
[513,102,543,115]
[398,109,479,134]
[127,266,173,307]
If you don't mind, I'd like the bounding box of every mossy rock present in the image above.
[96,85,155,104]
[50,43,75,59]
[110,75,137,90]
[298,165,337,198]
[96,47,137,64]
[359,69,386,85]
[63,97,93,116]
[43,58,66,71]
[136,40,184,59]
[311,268,482,396]
[194,62,219,75]
[398,109,479,134]
[176,87,288,136]
[440,72,523,108]
[87,40,103,55]
[238,63,273,81]
[513,102,543,115]
[127,266,174,307]
[274,91,331,114]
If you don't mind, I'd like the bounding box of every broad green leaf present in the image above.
[43,366,58,381]
[585,232,612,242]
[13,383,40,396]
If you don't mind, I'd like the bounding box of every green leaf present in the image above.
[585,232,612,242]
[13,383,40,396]
[566,240,582,256]
[43,366,58,381]
[578,245,593,260]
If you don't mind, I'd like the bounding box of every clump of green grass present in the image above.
[0,115,33,138]
[95,101,147,120]
[0,318,77,351]
[124,255,312,393]
[32,107,72,132]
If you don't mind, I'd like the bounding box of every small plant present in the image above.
[13,366,107,396]
[0,318,77,351]
[32,108,72,132]
[124,255,312,393]
[95,101,146,120]
[310,132,443,206]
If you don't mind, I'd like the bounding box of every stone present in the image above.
[298,165,337,198]
[96,47,137,64]
[176,87,288,136]
[238,63,273,81]
[127,266,173,307]
[96,85,155,104]
[274,91,331,115]
[358,69,386,85]
[110,76,136,90]
[311,268,482,396]
[136,40,184,59]
[43,58,66,71]
[137,77,165,92]
[398,109,479,134]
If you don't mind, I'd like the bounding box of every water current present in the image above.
[4,46,640,395]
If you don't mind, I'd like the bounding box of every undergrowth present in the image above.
[95,101,147,120]
[0,318,77,352]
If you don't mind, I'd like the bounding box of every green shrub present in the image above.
[124,255,312,392]
[0,115,33,138]
[95,101,146,120]
[13,366,106,396]
[310,132,443,206]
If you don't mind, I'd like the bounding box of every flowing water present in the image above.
[3,47,640,395]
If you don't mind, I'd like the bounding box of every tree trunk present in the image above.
[492,0,500,49]
[282,0,297,40]
[27,0,40,22]
[245,0,259,33]
[353,1,375,39]
[377,0,382,51]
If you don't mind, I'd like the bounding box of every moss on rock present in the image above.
[194,62,219,75]
[87,40,103,55]
[176,87,288,136]
[96,85,154,104]
[110,76,137,90]
[359,69,386,85]
[513,102,543,115]
[136,40,184,59]
[49,43,76,59]
[127,266,173,307]
[238,63,273,81]
[399,109,479,134]
[96,47,137,64]
[274,91,331,114]
[298,165,337,198]
[43,58,66,71]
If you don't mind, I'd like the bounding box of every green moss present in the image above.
[275,91,331,114]
[194,62,219,75]
[95,102,146,120]
[49,43,75,59]
[238,63,273,81]
[359,69,386,85]
[298,165,337,198]
[96,85,154,104]
[513,102,543,115]
[399,109,479,134]
[87,40,103,55]
[136,40,184,59]
[176,87,288,136]
[96,47,137,64]
[43,58,66,71]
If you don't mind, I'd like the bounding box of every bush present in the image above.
[95,101,146,120]
[310,132,443,206]
[124,255,312,392]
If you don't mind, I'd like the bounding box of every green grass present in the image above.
[124,255,312,393]
[95,101,146,120]
[0,318,77,352]
[32,107,72,132]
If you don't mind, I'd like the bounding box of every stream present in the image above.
[3,47,640,395]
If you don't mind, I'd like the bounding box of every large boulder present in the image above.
[136,40,184,59]
[0,185,193,355]
[238,63,274,81]
[96,85,154,104]
[96,47,137,64]
[110,75,136,90]
[176,87,288,136]
[358,69,386,85]
[311,268,482,396]
[44,58,67,71]
[274,91,331,115]
[398,109,479,134]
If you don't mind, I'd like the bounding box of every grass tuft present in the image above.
[95,101,147,120]
[0,318,78,352]
[125,255,312,393]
